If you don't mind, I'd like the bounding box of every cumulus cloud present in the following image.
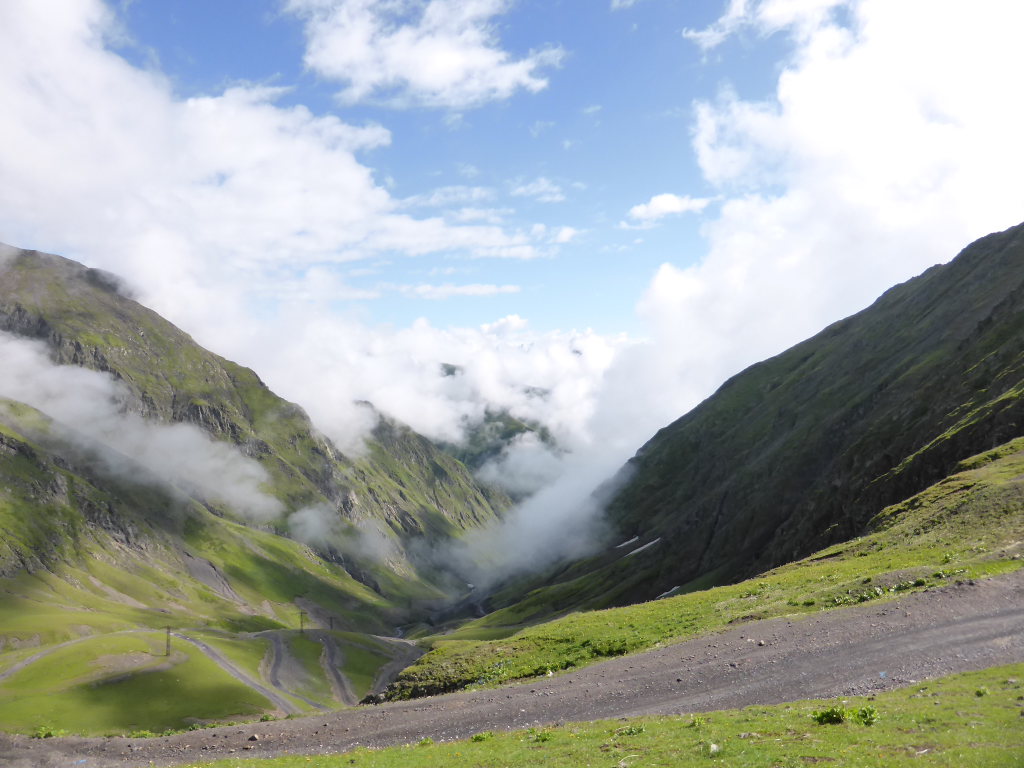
[0,0,539,337]
[551,226,579,243]
[0,333,283,521]
[400,185,496,208]
[684,0,848,50]
[233,312,628,452]
[285,0,564,108]
[623,193,713,227]
[651,0,1024,392]
[510,176,566,203]
[392,282,520,299]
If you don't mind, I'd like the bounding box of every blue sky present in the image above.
[1,0,1022,488]
[109,0,784,334]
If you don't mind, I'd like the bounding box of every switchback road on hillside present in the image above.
[1,568,1022,768]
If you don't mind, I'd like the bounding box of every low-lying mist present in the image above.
[0,332,283,521]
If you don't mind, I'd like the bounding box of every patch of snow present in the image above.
[615,536,640,549]
[624,537,662,558]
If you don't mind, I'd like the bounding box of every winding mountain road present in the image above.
[169,632,303,716]
[1,568,1021,767]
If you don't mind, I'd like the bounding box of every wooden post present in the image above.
[329,616,334,631]
[299,610,306,634]
[165,626,171,657]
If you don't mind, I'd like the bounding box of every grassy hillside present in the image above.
[478,224,1024,615]
[383,437,1024,699]
[198,664,1024,768]
[599,223,1024,603]
[0,246,510,591]
[0,246,513,733]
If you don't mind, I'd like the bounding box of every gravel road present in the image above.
[1,569,1021,768]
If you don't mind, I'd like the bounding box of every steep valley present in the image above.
[0,224,1022,749]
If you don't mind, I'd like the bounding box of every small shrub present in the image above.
[260,714,276,722]
[614,724,646,736]
[31,725,67,739]
[688,716,707,728]
[975,687,990,697]
[470,731,494,742]
[527,727,553,742]
[128,729,156,738]
[811,706,847,725]
[417,737,434,746]
[853,706,880,726]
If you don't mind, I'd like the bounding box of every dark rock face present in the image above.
[601,222,1024,602]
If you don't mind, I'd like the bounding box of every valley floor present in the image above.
[2,567,1021,767]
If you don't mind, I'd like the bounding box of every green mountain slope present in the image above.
[385,436,1024,699]
[0,245,510,732]
[0,396,409,731]
[467,223,1024,620]
[603,222,1023,599]
[0,246,509,592]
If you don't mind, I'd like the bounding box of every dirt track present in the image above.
[1,569,1022,768]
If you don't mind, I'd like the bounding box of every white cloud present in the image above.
[624,193,713,227]
[400,185,496,208]
[682,0,752,49]
[0,333,283,522]
[650,0,1024,408]
[551,226,580,244]
[285,0,564,108]
[392,282,520,300]
[529,120,555,138]
[510,176,566,203]
[448,207,514,224]
[611,0,643,9]
[232,311,628,453]
[0,0,544,337]
[684,0,849,50]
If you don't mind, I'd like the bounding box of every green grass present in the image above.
[189,631,271,684]
[335,640,392,700]
[0,631,272,734]
[387,441,1024,699]
[194,663,1024,767]
[287,633,335,704]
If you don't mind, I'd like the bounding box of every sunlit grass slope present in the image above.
[0,631,271,735]
[0,403,421,732]
[199,664,1024,768]
[385,438,1024,699]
